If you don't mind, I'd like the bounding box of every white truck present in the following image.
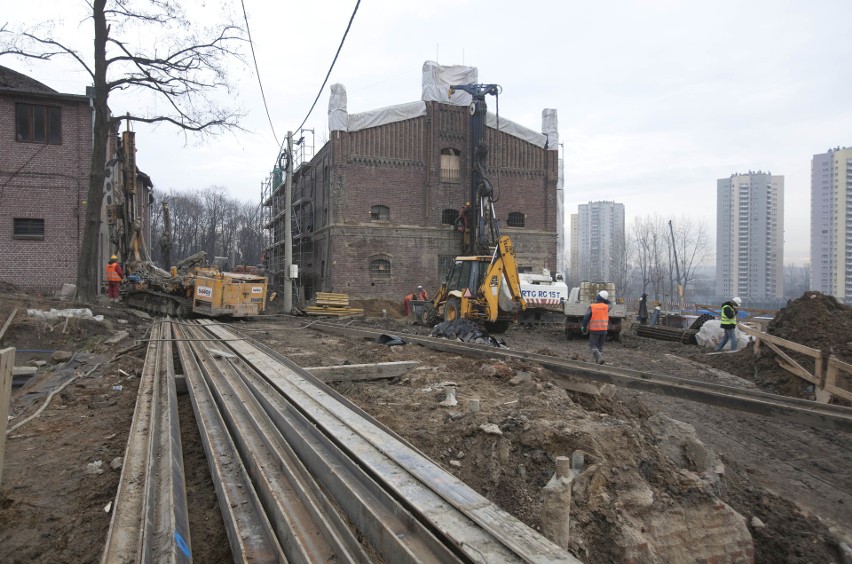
[563,281,627,339]
[518,269,569,325]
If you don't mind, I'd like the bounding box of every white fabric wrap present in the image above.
[542,108,559,150]
[421,61,478,106]
[328,83,348,132]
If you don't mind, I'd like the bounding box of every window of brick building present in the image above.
[370,258,391,278]
[440,148,461,183]
[507,212,525,227]
[441,209,458,225]
[370,205,390,221]
[13,218,45,239]
[16,103,62,144]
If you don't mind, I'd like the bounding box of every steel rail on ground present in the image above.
[177,322,368,564]
[309,322,852,434]
[102,320,192,563]
[172,323,287,563]
[194,319,580,564]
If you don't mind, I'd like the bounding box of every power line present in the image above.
[240,0,279,148]
[272,0,360,167]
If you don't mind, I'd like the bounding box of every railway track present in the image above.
[104,319,579,563]
[310,321,852,434]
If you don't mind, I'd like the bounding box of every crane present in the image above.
[668,219,684,310]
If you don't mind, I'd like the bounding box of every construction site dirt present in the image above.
[1,289,850,563]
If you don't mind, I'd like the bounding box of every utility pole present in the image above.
[284,131,293,314]
[668,219,683,310]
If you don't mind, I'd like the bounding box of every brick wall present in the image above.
[0,92,92,294]
[268,100,558,302]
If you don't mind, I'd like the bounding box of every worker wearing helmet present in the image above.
[105,255,124,304]
[715,297,742,352]
[415,285,429,301]
[581,290,611,365]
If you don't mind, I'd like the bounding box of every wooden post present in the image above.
[0,347,15,487]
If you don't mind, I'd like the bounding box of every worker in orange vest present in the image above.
[415,285,429,301]
[105,255,124,304]
[581,290,611,365]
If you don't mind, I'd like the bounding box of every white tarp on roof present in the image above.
[542,108,559,150]
[328,83,348,132]
[486,112,547,148]
[421,61,478,106]
[348,101,427,132]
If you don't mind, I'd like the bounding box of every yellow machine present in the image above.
[191,270,267,317]
[424,235,526,333]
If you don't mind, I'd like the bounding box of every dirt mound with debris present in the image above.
[769,292,852,359]
[694,292,852,400]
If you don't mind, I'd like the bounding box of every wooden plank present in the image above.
[0,308,18,343]
[738,324,822,358]
[0,347,15,487]
[764,340,819,385]
[825,357,852,402]
[304,361,418,383]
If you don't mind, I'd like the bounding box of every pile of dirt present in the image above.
[694,292,852,400]
[350,298,406,319]
[768,292,852,360]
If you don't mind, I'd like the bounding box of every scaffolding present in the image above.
[260,129,315,306]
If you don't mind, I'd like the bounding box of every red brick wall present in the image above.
[0,92,92,294]
[272,101,558,301]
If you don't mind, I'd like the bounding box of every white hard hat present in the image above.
[599,290,609,300]
[732,297,742,306]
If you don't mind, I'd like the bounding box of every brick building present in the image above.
[264,62,560,302]
[0,65,92,294]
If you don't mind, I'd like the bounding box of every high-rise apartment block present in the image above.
[574,201,625,283]
[716,172,784,300]
[811,147,852,300]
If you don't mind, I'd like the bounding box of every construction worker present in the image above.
[105,255,124,304]
[715,297,742,352]
[638,293,648,325]
[403,291,416,316]
[454,202,471,253]
[581,290,611,365]
[415,285,429,301]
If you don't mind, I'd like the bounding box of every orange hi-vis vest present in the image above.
[106,262,121,282]
[589,302,609,332]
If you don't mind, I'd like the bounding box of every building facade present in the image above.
[716,171,784,300]
[569,212,579,283]
[811,147,852,300]
[574,201,625,283]
[0,65,92,294]
[263,63,560,302]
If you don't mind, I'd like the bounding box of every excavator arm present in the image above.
[480,236,527,321]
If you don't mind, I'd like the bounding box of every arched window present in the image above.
[441,208,458,225]
[440,148,461,183]
[507,212,525,227]
[370,205,390,221]
[370,258,391,278]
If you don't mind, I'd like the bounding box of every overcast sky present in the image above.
[4,0,852,266]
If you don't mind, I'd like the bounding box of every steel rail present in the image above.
[172,323,287,563]
[197,320,579,563]
[179,323,367,564]
[309,322,852,434]
[102,321,193,563]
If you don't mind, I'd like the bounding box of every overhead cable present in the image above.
[241,0,280,147]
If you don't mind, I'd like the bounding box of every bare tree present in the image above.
[631,215,668,302]
[1,1,245,301]
[670,216,710,304]
[609,233,636,301]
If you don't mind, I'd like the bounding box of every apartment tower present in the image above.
[811,147,852,300]
[575,201,625,282]
[716,172,784,300]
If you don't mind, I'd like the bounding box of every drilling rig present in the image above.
[421,83,526,332]
[106,122,267,317]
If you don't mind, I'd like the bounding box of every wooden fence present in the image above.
[738,324,851,403]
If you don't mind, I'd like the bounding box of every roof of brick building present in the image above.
[0,64,57,93]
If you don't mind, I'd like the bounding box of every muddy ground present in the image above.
[0,290,850,563]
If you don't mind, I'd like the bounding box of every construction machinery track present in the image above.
[104,318,580,563]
